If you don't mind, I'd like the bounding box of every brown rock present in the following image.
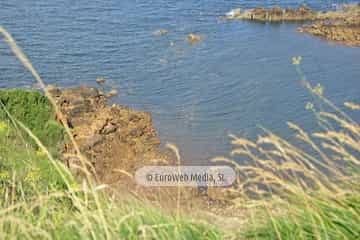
[52,86,168,187]
[226,3,360,46]
[129,127,145,137]
[46,85,61,97]
[187,33,203,44]
[270,6,283,16]
[299,16,360,46]
[83,134,104,149]
[96,77,106,85]
[106,89,118,98]
[298,5,312,15]
[101,122,117,135]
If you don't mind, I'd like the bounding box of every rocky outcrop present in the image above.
[225,5,317,22]
[48,86,168,184]
[299,16,360,46]
[46,86,240,211]
[225,3,360,46]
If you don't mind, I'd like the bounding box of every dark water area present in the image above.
[0,1,359,163]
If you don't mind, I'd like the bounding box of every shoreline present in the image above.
[47,86,233,212]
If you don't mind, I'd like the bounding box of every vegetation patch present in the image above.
[242,194,360,239]
[0,89,65,155]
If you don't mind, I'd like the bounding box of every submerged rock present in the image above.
[152,29,169,36]
[106,89,118,98]
[96,77,106,85]
[187,33,203,44]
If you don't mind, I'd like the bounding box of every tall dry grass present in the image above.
[213,60,360,239]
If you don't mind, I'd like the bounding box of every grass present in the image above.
[0,100,223,239]
[244,194,360,239]
[0,26,359,239]
[0,89,65,156]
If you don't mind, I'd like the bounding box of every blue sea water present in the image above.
[0,1,359,163]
